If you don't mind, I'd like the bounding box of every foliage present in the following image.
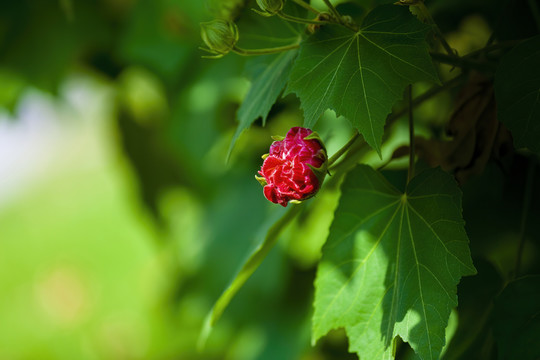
[286,5,439,154]
[313,165,476,360]
[1,0,540,359]
[495,35,540,153]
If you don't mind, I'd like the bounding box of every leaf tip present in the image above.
[227,126,246,163]
[197,312,214,351]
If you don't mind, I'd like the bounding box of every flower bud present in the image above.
[200,19,239,57]
[255,0,284,16]
[256,127,327,207]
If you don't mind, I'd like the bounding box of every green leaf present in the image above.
[228,50,298,158]
[227,1,305,157]
[494,275,540,360]
[198,205,301,348]
[286,5,439,155]
[495,35,540,155]
[313,165,476,360]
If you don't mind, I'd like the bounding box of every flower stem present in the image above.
[322,0,342,23]
[291,0,321,15]
[328,131,360,166]
[233,43,300,56]
[278,11,331,25]
[407,85,415,183]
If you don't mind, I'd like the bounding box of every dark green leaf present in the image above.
[494,275,540,360]
[229,50,298,158]
[228,1,305,156]
[495,35,540,155]
[286,5,439,154]
[442,259,503,360]
[313,165,476,360]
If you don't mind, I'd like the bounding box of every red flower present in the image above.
[256,127,327,207]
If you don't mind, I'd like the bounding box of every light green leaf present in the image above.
[228,50,298,158]
[313,165,476,360]
[495,35,540,155]
[494,275,540,360]
[286,5,439,155]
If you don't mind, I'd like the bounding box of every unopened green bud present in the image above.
[200,19,239,58]
[255,0,284,16]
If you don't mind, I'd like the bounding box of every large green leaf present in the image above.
[313,165,476,360]
[494,275,540,360]
[495,35,540,155]
[286,5,439,154]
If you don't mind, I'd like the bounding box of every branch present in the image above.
[429,51,496,72]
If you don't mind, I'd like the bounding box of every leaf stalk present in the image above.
[322,0,343,24]
[233,43,300,56]
[277,11,332,25]
[328,131,361,167]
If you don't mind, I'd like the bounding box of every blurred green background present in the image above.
[1,0,538,359]
[0,1,332,359]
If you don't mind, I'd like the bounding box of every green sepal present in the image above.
[304,130,328,186]
[289,200,302,204]
[304,131,327,150]
[255,0,284,16]
[308,158,328,183]
[303,132,321,141]
[200,19,239,57]
[261,153,269,160]
[271,135,285,141]
[255,175,267,186]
